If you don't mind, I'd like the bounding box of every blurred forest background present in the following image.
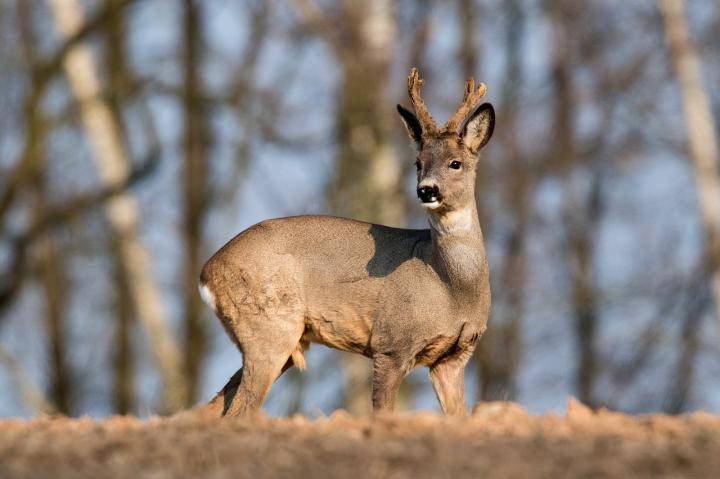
[1,0,720,418]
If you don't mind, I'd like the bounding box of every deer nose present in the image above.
[417,185,440,203]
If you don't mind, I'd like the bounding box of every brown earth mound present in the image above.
[0,400,718,479]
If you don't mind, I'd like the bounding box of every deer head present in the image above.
[397,68,495,215]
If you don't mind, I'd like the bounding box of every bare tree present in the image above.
[664,280,707,413]
[105,0,135,415]
[110,236,135,415]
[656,0,720,414]
[181,0,211,407]
[548,0,605,407]
[658,0,720,325]
[475,0,528,401]
[14,0,75,415]
[47,0,186,413]
[290,0,406,415]
[0,0,142,315]
[37,234,74,414]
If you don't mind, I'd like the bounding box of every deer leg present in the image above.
[223,323,306,417]
[371,353,412,413]
[203,357,297,417]
[205,366,244,416]
[222,362,280,417]
[429,350,472,416]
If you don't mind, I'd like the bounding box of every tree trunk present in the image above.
[565,178,602,407]
[16,1,73,415]
[329,0,404,415]
[106,0,135,416]
[181,0,210,407]
[110,237,135,415]
[548,0,601,407]
[658,0,720,325]
[474,0,527,402]
[288,0,407,415]
[47,0,186,413]
[38,234,73,415]
[664,284,705,413]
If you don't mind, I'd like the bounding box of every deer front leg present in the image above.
[371,353,412,413]
[429,349,473,416]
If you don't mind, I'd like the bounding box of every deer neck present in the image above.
[427,204,488,294]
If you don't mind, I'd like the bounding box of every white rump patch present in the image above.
[198,282,217,312]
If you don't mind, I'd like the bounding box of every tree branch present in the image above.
[0,150,159,315]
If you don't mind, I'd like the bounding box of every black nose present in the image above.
[417,185,440,203]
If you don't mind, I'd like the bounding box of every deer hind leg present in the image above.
[205,366,244,416]
[216,299,305,417]
[204,352,301,418]
[223,329,306,417]
[371,353,413,413]
[202,296,306,416]
[428,348,473,416]
[199,267,306,417]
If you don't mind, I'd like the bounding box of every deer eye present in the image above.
[449,160,462,170]
[415,160,421,171]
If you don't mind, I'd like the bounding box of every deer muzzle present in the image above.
[417,184,441,206]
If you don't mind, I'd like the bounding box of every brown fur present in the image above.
[199,69,495,417]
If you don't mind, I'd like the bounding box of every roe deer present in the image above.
[199,68,494,417]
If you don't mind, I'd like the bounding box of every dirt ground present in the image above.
[1,400,719,479]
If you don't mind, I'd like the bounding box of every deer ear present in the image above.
[461,103,495,154]
[397,104,423,145]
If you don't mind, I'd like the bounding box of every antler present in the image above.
[407,68,438,135]
[443,77,487,133]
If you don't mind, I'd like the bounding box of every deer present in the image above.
[198,68,495,417]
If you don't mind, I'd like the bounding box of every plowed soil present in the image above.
[0,400,718,479]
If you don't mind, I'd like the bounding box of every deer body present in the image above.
[201,69,495,416]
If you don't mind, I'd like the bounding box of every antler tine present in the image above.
[407,68,438,135]
[443,77,487,133]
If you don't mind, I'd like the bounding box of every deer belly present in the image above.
[414,333,465,366]
[303,305,374,356]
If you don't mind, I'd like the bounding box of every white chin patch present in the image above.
[198,282,217,312]
[422,201,441,210]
